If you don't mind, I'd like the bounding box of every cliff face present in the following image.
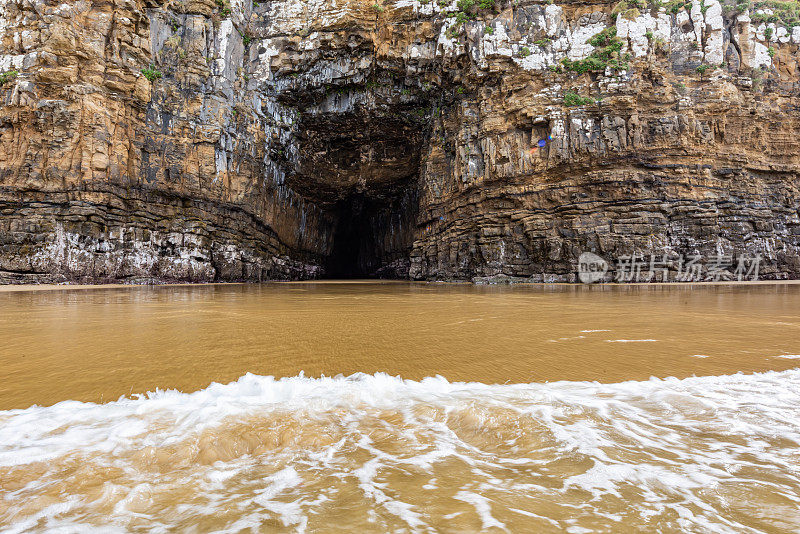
[1,0,799,282]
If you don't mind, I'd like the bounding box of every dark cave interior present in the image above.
[322,189,419,279]
[324,195,379,279]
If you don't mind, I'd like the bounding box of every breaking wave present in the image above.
[2,370,800,532]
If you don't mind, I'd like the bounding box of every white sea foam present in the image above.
[2,370,800,532]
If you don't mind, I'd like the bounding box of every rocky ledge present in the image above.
[0,0,799,283]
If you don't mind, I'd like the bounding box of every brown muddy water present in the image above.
[1,282,800,532]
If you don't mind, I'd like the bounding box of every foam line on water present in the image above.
[2,370,800,532]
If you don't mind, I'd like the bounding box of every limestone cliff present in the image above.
[1,0,799,282]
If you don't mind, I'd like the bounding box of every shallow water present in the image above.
[2,282,800,409]
[1,282,800,532]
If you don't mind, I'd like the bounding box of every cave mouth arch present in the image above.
[283,108,429,280]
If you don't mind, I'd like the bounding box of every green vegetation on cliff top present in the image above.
[0,70,18,86]
[561,27,630,74]
[563,91,596,106]
[751,0,800,28]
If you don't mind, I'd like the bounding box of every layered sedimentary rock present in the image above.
[0,0,799,282]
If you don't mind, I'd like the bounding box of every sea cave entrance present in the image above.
[279,93,431,280]
[322,191,417,279]
[324,195,376,279]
